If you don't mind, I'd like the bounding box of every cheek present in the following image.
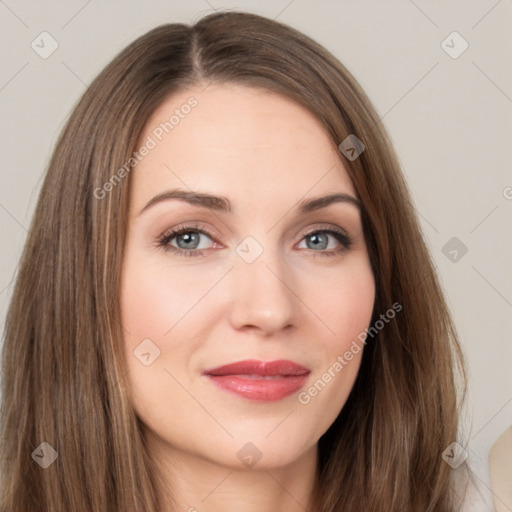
[121,268,174,340]
[295,255,375,422]
[305,254,376,352]
[119,253,230,404]
[119,253,198,397]
[120,253,223,340]
[119,255,206,433]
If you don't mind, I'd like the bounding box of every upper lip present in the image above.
[203,359,310,377]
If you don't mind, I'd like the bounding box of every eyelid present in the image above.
[159,222,219,242]
[298,223,350,239]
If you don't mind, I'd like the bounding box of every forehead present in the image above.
[131,83,357,211]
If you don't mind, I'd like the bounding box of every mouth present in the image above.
[202,359,311,402]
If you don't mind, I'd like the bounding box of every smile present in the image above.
[202,359,311,401]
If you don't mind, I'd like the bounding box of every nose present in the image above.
[228,246,297,335]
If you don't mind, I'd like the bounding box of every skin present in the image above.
[120,82,376,512]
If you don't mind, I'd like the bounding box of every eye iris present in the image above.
[307,232,328,250]
[176,232,200,249]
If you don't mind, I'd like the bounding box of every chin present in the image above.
[198,428,317,471]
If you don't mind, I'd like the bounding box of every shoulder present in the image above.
[452,460,496,512]
[489,427,512,512]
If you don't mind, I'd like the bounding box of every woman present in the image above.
[0,11,469,511]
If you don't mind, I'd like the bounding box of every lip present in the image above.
[202,359,310,402]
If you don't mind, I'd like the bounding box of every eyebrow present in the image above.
[137,188,361,217]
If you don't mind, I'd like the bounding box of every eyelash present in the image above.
[155,223,354,258]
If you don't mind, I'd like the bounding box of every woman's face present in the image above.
[120,83,375,469]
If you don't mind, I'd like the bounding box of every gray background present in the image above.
[1,0,511,499]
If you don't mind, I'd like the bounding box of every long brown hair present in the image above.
[1,11,467,511]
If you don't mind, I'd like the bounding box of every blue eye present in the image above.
[156,224,215,257]
[156,224,353,258]
[297,229,353,257]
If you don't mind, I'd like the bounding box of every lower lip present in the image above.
[205,374,309,401]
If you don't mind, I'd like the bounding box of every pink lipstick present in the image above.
[202,359,310,401]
